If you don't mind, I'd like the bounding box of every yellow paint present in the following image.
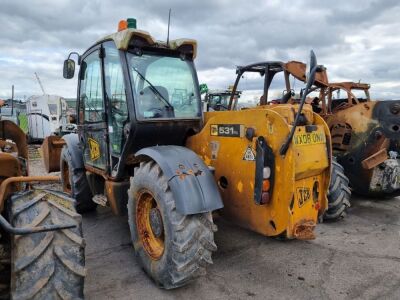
[88,138,101,161]
[186,104,331,239]
[237,181,243,193]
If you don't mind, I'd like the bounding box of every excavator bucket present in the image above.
[41,135,65,173]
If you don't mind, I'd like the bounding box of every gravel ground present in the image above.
[29,151,400,300]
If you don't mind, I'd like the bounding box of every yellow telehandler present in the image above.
[42,18,332,289]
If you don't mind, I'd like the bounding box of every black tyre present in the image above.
[8,189,85,299]
[0,236,10,300]
[128,161,217,289]
[323,160,351,221]
[61,146,96,213]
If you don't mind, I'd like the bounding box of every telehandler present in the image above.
[43,18,332,289]
[0,120,85,299]
[316,81,400,197]
[204,87,241,111]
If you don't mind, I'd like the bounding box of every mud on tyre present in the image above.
[8,189,85,299]
[128,160,218,289]
[324,159,351,221]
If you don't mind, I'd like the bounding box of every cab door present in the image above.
[77,46,109,173]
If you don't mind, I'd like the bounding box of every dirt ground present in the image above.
[29,155,400,300]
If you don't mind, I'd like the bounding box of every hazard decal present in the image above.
[88,138,101,161]
[243,146,256,161]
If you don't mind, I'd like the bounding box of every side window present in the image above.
[104,42,128,155]
[79,50,104,123]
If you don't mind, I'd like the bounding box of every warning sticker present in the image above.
[88,138,101,161]
[243,146,256,161]
[209,141,220,160]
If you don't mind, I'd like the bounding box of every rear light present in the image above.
[263,167,271,179]
[262,179,270,192]
[261,192,270,204]
[254,136,275,205]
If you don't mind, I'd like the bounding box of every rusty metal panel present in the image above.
[361,148,388,170]
[41,136,65,173]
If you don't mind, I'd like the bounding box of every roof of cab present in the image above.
[97,28,197,59]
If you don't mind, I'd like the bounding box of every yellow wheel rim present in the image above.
[136,191,165,260]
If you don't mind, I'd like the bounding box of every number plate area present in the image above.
[293,131,326,146]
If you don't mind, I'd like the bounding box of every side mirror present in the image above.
[63,59,75,79]
[305,50,317,84]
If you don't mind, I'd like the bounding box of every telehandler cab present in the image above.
[0,120,85,299]
[43,18,332,289]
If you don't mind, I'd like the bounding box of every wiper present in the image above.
[131,66,174,110]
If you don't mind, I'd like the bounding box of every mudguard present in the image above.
[62,133,85,171]
[135,146,224,215]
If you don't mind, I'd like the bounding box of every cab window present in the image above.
[104,42,128,155]
[79,50,104,123]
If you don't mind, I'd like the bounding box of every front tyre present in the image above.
[60,146,96,213]
[128,161,217,289]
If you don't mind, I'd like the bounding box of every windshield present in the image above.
[127,52,201,120]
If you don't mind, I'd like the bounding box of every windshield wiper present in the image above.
[131,66,174,110]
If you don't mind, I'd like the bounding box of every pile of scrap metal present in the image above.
[282,61,400,197]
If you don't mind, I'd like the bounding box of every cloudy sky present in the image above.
[1,0,400,100]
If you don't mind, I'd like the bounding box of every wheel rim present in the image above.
[136,190,165,260]
[62,159,72,194]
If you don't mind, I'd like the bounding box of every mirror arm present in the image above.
[68,52,81,65]
[279,65,318,156]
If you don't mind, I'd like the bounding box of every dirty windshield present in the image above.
[127,52,201,119]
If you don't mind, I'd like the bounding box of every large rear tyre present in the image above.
[0,236,10,300]
[8,189,86,299]
[61,146,96,213]
[323,160,351,221]
[128,161,217,289]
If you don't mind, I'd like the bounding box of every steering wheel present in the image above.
[214,103,229,111]
[147,107,164,118]
[112,106,128,117]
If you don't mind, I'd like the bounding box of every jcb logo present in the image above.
[88,138,101,161]
[297,187,311,207]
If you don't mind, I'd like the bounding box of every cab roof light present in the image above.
[118,18,137,32]
[118,20,128,32]
[127,18,137,29]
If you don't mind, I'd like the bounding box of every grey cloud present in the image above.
[0,0,399,99]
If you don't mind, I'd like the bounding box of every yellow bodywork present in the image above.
[186,104,331,239]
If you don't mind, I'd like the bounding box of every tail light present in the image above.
[254,137,275,205]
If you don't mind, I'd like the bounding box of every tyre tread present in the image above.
[128,161,217,289]
[324,160,351,221]
[9,189,85,299]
